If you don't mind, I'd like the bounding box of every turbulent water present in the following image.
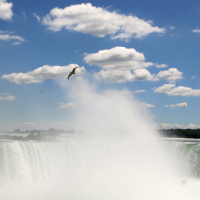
[0,137,200,200]
[167,140,200,178]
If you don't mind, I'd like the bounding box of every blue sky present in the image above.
[0,0,200,131]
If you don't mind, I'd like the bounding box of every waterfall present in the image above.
[1,79,200,200]
[0,138,200,200]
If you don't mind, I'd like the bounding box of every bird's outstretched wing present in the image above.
[68,73,73,79]
[72,67,78,73]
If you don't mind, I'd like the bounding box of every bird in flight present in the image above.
[68,67,78,80]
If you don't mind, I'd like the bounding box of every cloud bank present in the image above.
[1,64,86,84]
[0,0,13,20]
[154,68,183,83]
[94,69,154,83]
[84,47,183,83]
[0,31,25,45]
[42,3,165,40]
[154,63,168,68]
[154,84,200,96]
[84,46,154,70]
[159,123,200,129]
[165,102,187,108]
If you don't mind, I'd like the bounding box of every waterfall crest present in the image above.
[0,138,200,200]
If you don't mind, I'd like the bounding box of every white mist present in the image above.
[0,77,200,200]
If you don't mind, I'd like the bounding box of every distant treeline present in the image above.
[3,128,200,140]
[0,128,75,141]
[160,129,200,139]
[0,133,56,141]
[13,128,74,135]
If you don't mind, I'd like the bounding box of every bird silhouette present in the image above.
[68,67,78,80]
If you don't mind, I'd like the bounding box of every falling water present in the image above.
[0,78,200,199]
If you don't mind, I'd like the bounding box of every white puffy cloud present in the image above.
[154,84,200,97]
[154,63,168,68]
[133,69,155,81]
[84,46,154,70]
[154,84,175,93]
[154,68,183,83]
[0,34,25,41]
[192,76,196,80]
[42,3,165,40]
[165,102,187,108]
[140,102,155,108]
[0,94,15,101]
[0,0,13,20]
[57,102,78,109]
[84,47,184,84]
[94,70,134,83]
[93,67,183,84]
[0,32,25,44]
[2,73,42,84]
[94,69,154,83]
[131,90,146,94]
[192,29,200,33]
[1,64,86,84]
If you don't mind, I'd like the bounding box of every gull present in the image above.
[68,67,78,80]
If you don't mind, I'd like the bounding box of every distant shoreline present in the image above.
[1,128,200,140]
[159,129,200,139]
